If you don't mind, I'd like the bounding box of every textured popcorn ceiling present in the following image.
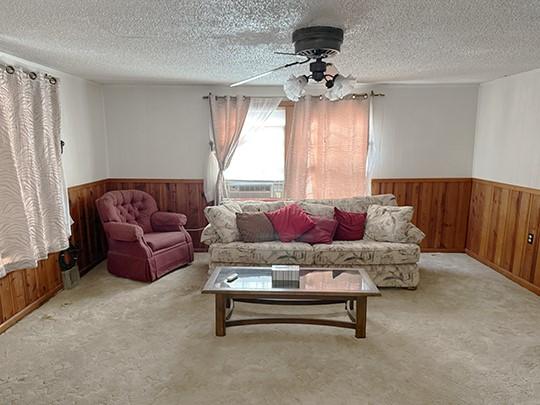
[1,1,540,84]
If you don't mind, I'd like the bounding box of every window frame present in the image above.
[225,101,293,201]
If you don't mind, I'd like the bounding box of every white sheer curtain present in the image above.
[284,96,370,199]
[238,97,282,146]
[204,96,281,203]
[366,95,381,195]
[0,65,70,278]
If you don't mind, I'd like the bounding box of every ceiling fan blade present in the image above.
[230,58,310,87]
[274,51,300,56]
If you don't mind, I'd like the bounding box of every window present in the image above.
[224,108,286,199]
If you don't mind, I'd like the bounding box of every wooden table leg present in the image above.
[355,296,367,338]
[215,294,226,337]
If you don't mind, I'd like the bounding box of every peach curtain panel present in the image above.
[208,95,250,204]
[284,96,370,199]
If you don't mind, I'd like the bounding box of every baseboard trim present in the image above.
[79,258,107,276]
[0,284,63,335]
[422,248,466,253]
[466,249,540,296]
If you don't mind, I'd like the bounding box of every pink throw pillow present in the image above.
[298,216,338,244]
[334,207,367,241]
[265,204,315,242]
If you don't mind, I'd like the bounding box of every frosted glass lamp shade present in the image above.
[284,75,308,101]
[326,74,357,100]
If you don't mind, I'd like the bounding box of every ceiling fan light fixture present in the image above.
[325,74,357,101]
[284,75,308,101]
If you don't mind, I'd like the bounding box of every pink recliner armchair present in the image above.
[96,190,194,282]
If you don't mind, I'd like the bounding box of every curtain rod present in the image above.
[202,91,384,100]
[0,62,58,84]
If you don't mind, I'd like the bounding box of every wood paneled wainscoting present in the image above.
[466,179,540,295]
[106,179,208,251]
[68,178,208,273]
[68,179,109,275]
[372,178,472,252]
[0,254,63,334]
[1,178,208,334]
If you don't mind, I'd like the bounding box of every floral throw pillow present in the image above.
[204,202,242,243]
[364,205,414,243]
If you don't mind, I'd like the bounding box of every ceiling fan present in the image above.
[230,26,357,100]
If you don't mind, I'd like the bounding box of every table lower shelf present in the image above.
[213,294,369,338]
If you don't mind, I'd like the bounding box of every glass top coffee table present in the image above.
[202,266,381,338]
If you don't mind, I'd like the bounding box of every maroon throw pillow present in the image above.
[265,204,315,242]
[298,216,338,244]
[334,207,367,241]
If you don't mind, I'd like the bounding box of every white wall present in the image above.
[371,84,478,178]
[473,68,540,189]
[103,83,478,180]
[0,52,108,186]
[103,85,283,179]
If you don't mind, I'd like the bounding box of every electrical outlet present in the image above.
[527,233,534,244]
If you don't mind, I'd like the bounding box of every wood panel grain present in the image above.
[372,178,472,252]
[1,177,208,334]
[68,179,109,275]
[466,178,540,296]
[0,253,62,333]
[0,178,107,333]
[106,179,208,251]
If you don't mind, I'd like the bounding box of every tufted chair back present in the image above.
[96,190,158,234]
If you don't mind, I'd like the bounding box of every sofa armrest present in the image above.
[405,224,426,244]
[151,211,188,232]
[104,222,144,242]
[201,224,221,245]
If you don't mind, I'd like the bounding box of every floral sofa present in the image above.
[201,194,425,288]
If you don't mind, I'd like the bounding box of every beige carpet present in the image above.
[1,253,539,405]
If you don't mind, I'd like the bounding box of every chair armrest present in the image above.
[151,211,188,232]
[103,222,144,242]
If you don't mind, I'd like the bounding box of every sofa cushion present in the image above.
[298,202,334,218]
[298,216,338,244]
[265,204,315,242]
[209,241,315,265]
[200,224,221,245]
[405,224,426,244]
[334,208,367,241]
[236,212,276,242]
[301,194,397,213]
[237,200,292,213]
[365,205,414,243]
[313,240,420,266]
[143,231,189,252]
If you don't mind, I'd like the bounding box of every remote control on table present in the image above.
[226,273,239,282]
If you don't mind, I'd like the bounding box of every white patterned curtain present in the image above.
[0,65,70,278]
[206,95,250,204]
